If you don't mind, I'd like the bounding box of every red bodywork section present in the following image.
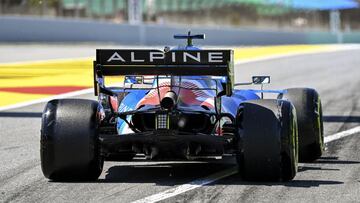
[136,81,215,109]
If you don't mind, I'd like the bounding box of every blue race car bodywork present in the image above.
[115,79,267,135]
[39,32,321,181]
[93,32,286,160]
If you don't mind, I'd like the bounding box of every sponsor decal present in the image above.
[97,49,231,65]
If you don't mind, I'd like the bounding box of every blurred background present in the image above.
[0,0,359,45]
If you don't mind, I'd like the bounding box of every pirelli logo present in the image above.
[96,49,231,65]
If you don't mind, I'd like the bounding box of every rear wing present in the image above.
[94,49,234,96]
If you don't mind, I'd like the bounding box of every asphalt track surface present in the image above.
[1,46,360,202]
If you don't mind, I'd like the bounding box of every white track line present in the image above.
[324,126,360,143]
[131,125,360,203]
[132,167,238,203]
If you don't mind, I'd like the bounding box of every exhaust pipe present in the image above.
[161,91,177,109]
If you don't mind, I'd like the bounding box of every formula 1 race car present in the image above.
[40,33,324,181]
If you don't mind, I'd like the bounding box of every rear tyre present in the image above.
[41,99,104,181]
[279,88,324,162]
[236,99,298,181]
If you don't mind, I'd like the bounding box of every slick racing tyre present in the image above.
[41,99,103,181]
[279,88,324,162]
[236,99,298,181]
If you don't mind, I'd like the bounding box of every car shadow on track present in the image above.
[0,112,42,118]
[314,156,360,164]
[94,158,345,188]
[323,115,360,123]
[215,172,344,188]
[55,157,348,187]
[100,163,344,188]
[101,162,233,186]
[296,156,360,172]
[298,166,340,172]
